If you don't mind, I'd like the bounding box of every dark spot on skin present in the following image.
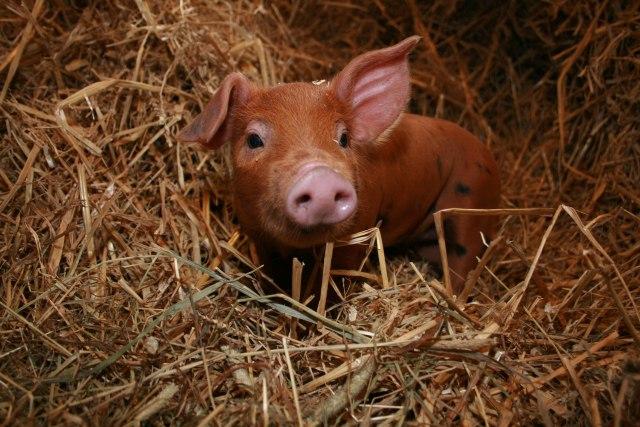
[450,242,467,257]
[455,182,471,195]
[476,161,492,175]
[436,156,443,177]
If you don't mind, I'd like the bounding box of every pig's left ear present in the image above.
[330,36,420,143]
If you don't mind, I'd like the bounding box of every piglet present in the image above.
[177,36,500,295]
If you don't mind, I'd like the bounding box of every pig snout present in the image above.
[285,165,357,227]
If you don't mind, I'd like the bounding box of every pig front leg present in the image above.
[251,241,292,291]
[253,239,369,300]
[299,244,369,302]
[331,244,371,277]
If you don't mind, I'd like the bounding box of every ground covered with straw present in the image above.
[1,1,639,425]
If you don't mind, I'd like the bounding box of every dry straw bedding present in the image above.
[0,0,639,425]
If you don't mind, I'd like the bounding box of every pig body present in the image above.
[178,37,500,294]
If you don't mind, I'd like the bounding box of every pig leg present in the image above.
[416,174,499,294]
[437,174,499,294]
[256,242,367,300]
[298,245,367,302]
[253,243,292,291]
[333,245,369,270]
[253,241,315,294]
[416,213,495,294]
[442,215,495,293]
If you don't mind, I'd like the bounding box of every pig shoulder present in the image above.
[408,115,501,210]
[397,115,498,185]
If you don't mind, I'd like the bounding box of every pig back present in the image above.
[353,114,497,245]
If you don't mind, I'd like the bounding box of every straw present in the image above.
[1,1,638,424]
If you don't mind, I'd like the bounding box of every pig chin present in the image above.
[276,214,357,249]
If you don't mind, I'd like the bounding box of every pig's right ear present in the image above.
[177,72,252,149]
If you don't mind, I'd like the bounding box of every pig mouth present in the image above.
[277,215,357,248]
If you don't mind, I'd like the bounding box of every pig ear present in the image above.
[330,36,420,143]
[177,72,252,149]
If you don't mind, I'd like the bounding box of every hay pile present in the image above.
[1,0,638,424]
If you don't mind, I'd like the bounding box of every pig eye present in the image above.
[246,133,264,149]
[338,132,349,148]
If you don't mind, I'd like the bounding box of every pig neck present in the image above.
[353,113,455,246]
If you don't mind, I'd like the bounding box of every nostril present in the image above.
[295,193,312,205]
[334,191,350,202]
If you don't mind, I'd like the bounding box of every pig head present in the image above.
[178,37,420,249]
